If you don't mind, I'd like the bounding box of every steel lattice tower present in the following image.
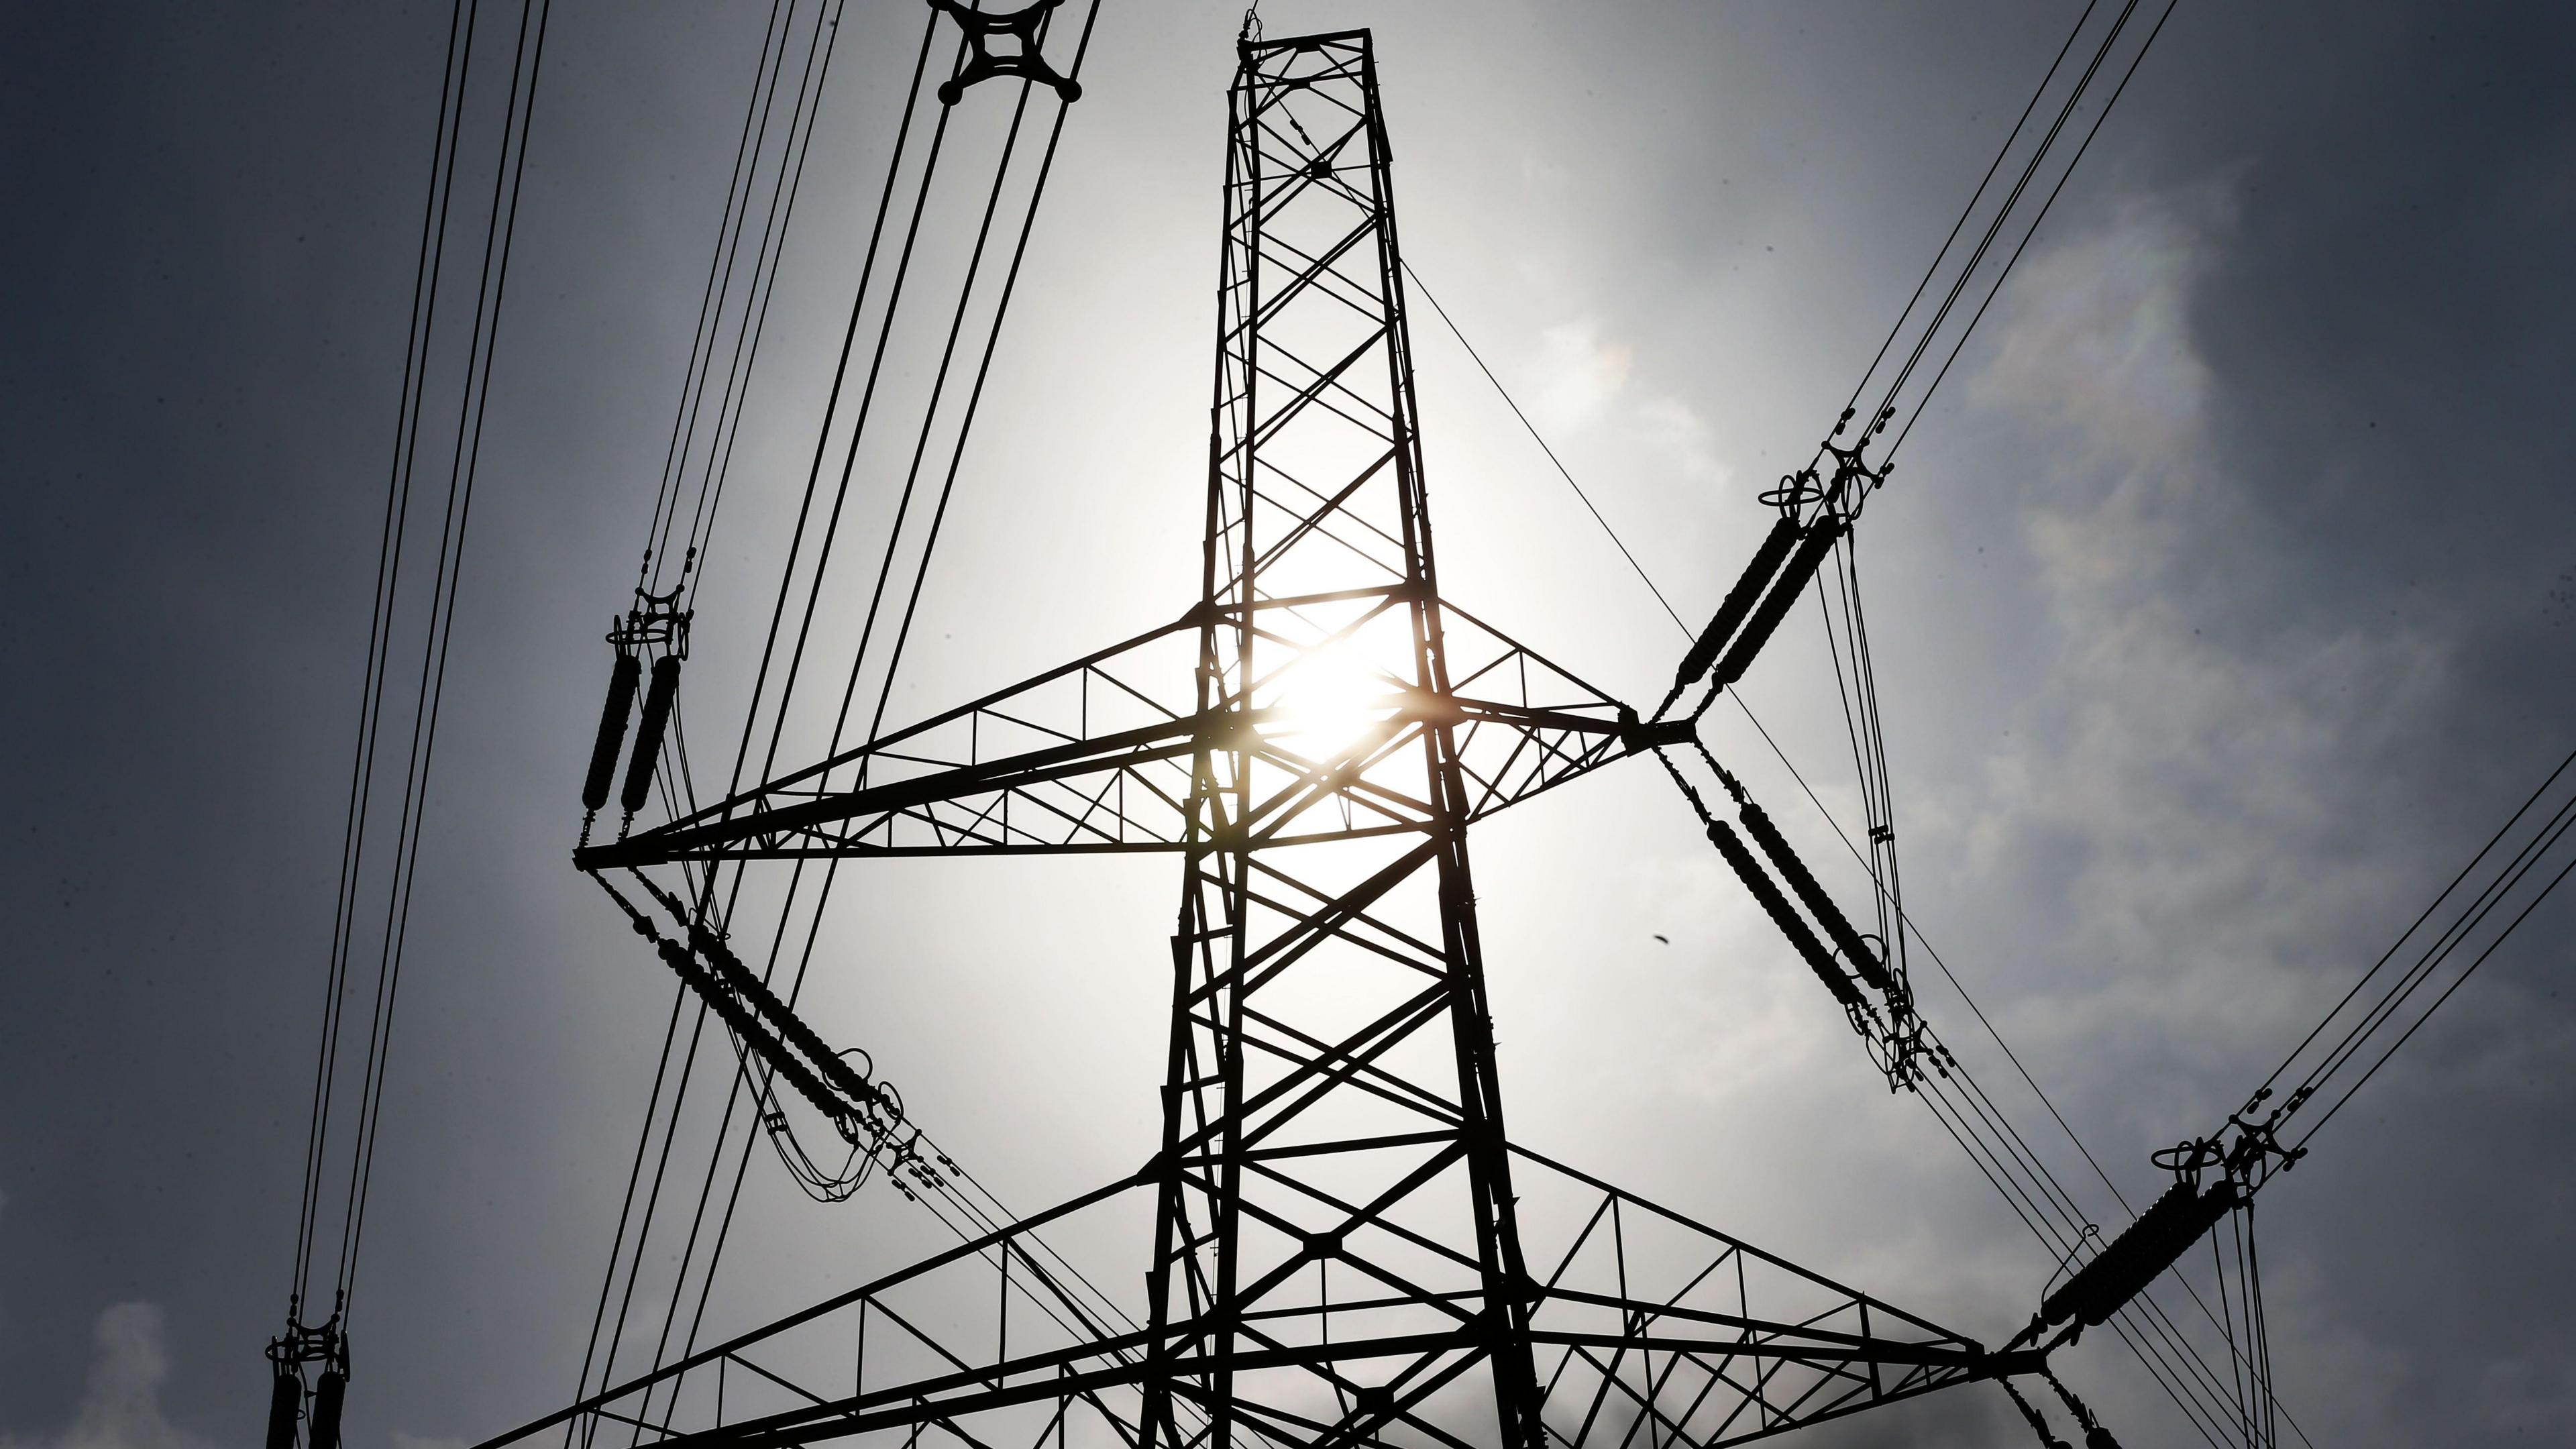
[537,30,2039,1449]
[1150,28,1546,1448]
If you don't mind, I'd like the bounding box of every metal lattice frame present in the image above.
[515,30,2037,1449]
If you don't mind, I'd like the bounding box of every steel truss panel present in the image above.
[1156,34,1536,1444]
[476,1150,2021,1449]
[576,599,1644,868]
[530,28,2026,1449]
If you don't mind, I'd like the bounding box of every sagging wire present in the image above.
[1413,284,2267,1449]
[564,7,1133,1443]
[1660,723,2318,1446]
[288,0,479,1348]
[636,17,1119,1434]
[643,0,1104,1344]
[634,0,792,603]
[278,5,552,1449]
[568,1,872,1432]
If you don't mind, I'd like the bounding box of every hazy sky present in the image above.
[6,4,2574,1449]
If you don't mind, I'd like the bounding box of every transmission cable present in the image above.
[1415,274,2273,1432]
[569,2,877,1426]
[1827,0,2102,449]
[636,0,790,598]
[2253,751,2575,1106]
[573,5,1132,1430]
[337,0,553,1309]
[1868,0,2147,438]
[702,12,964,844]
[1664,735,2286,1446]
[853,5,1096,752]
[1884,0,2182,459]
[2275,751,2576,1148]
[647,4,1111,1419]
[337,0,555,1311]
[668,0,846,614]
[1399,260,1689,638]
[288,0,475,1323]
[676,0,850,619]
[614,0,812,879]
[648,0,846,892]
[289,0,553,1334]
[1406,235,2301,1440]
[1701,707,2316,1446]
[275,13,552,1449]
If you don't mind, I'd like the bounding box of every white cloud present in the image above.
[1942,178,2478,1445]
[1962,177,2451,1064]
[1635,394,1731,486]
[1971,178,2233,468]
[3,1304,216,1449]
[1533,319,1633,433]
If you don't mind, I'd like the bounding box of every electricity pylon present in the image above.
[534,30,2037,1449]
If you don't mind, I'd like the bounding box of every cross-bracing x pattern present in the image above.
[538,30,2031,1449]
[1154,32,1538,1448]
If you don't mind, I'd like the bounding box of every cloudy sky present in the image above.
[6,3,2574,1448]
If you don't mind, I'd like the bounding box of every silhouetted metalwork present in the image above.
[317,5,2576,1444]
[265,1308,346,1449]
[931,0,1083,106]
[515,31,2043,1449]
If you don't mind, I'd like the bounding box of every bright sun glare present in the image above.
[1266,639,1403,762]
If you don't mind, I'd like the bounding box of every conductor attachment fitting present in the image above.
[930,0,1083,105]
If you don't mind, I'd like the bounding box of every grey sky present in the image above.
[5,3,2573,1448]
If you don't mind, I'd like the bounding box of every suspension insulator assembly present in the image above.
[1675,515,1803,694]
[582,651,642,814]
[309,1368,348,1449]
[1703,815,1866,1010]
[645,927,843,1124]
[2044,1371,2123,1449]
[2000,1377,2072,1449]
[611,877,900,1144]
[1737,802,1896,997]
[681,913,890,1119]
[620,654,682,818]
[2041,1178,2241,1329]
[263,1366,301,1449]
[1712,517,1846,691]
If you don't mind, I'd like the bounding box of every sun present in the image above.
[1263,637,1404,763]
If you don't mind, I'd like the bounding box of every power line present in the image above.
[276,7,551,1448]
[1412,266,2269,1430]
[1833,0,2104,443]
[337,0,555,1313]
[1872,0,2147,433]
[2284,756,2576,1147]
[1402,95,2315,1413]
[637,0,790,598]
[292,0,476,1316]
[572,0,900,1419]
[570,7,1127,1432]
[657,1,1111,1402]
[1886,0,2182,458]
[1399,260,1690,638]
